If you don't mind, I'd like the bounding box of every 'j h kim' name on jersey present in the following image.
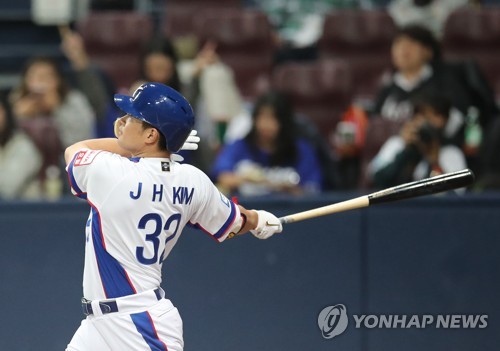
[129,182,194,205]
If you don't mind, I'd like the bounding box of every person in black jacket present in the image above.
[372,25,474,146]
[369,93,467,189]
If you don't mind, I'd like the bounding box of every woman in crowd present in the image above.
[0,94,42,199]
[10,56,95,148]
[60,26,112,125]
[134,38,182,92]
[136,38,242,146]
[212,91,323,196]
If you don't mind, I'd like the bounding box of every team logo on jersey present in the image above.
[219,192,230,207]
[74,150,102,166]
[161,161,170,172]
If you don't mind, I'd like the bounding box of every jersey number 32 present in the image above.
[136,213,181,265]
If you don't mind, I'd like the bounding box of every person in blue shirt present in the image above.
[213,91,323,196]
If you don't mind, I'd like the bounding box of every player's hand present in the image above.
[250,210,283,239]
[180,130,200,151]
[169,130,201,162]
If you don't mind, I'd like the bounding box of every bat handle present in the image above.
[279,217,291,225]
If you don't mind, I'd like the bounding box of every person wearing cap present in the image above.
[63,82,283,351]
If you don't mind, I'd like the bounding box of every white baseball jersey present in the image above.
[67,149,241,301]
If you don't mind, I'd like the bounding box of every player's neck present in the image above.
[131,147,171,159]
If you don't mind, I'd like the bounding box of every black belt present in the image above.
[82,288,162,316]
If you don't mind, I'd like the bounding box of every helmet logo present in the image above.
[132,85,145,101]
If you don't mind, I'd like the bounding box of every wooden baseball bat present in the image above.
[279,169,475,225]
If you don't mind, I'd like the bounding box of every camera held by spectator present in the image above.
[370,93,467,188]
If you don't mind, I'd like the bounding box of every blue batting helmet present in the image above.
[114,82,194,153]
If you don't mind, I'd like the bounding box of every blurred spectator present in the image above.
[224,104,339,191]
[369,93,466,188]
[332,105,369,189]
[103,38,182,140]
[250,0,346,64]
[122,38,242,172]
[212,91,323,196]
[134,37,182,92]
[372,25,476,145]
[195,42,244,147]
[133,38,242,145]
[0,95,43,199]
[250,0,323,64]
[388,0,469,39]
[60,26,112,125]
[9,57,95,148]
[477,117,500,190]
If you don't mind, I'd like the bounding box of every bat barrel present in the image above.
[277,169,474,226]
[368,169,475,205]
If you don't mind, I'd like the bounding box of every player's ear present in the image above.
[145,127,162,147]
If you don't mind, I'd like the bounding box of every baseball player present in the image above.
[64,82,283,351]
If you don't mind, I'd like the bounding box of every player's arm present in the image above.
[236,206,258,234]
[232,205,282,240]
[64,130,200,166]
[191,175,282,241]
[64,138,131,165]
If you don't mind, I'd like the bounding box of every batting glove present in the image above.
[251,210,283,239]
[170,130,201,162]
[180,130,200,151]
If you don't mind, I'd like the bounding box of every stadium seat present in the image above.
[77,11,153,90]
[271,59,353,141]
[194,9,274,99]
[163,5,200,39]
[443,7,500,100]
[319,10,396,101]
[161,0,241,58]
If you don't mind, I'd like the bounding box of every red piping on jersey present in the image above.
[87,200,109,298]
[124,271,137,294]
[88,200,107,250]
[66,154,87,198]
[188,211,238,243]
[146,311,169,351]
[188,221,220,243]
[66,171,87,198]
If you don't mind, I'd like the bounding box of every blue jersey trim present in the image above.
[187,201,237,242]
[131,311,168,351]
[67,155,86,199]
[89,203,136,298]
[213,201,237,240]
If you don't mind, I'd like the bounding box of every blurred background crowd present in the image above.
[1,0,499,201]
